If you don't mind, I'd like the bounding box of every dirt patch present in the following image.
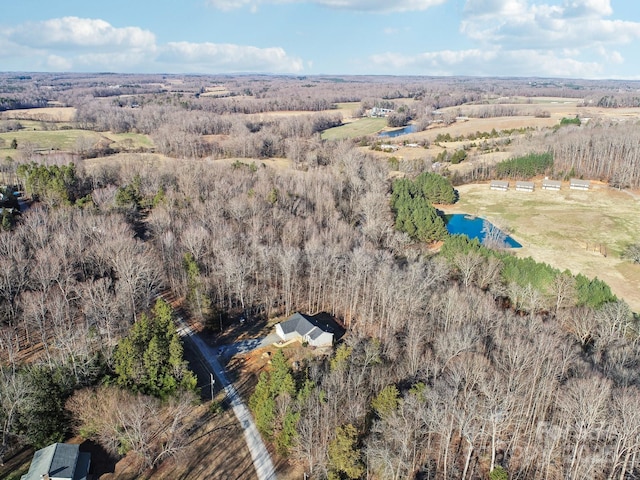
[439,182,640,312]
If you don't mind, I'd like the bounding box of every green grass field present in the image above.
[105,132,155,149]
[0,129,153,155]
[321,117,386,140]
[334,102,361,110]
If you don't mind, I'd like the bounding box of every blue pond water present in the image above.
[445,214,522,248]
[378,124,418,138]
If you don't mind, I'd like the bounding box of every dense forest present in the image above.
[1,73,640,479]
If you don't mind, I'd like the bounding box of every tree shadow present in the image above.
[79,439,118,478]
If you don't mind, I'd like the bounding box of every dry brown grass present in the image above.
[1,107,77,122]
[439,182,640,312]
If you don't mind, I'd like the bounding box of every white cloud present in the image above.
[206,0,446,12]
[159,42,304,73]
[370,48,603,78]
[461,0,640,50]
[8,17,156,51]
[207,0,257,10]
[463,0,527,16]
[46,55,73,71]
[596,45,623,64]
[0,17,304,74]
[563,0,612,18]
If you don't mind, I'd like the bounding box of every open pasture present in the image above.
[321,117,386,140]
[0,106,77,122]
[438,182,640,312]
[0,129,153,154]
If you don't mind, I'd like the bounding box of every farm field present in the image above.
[321,116,386,139]
[0,106,77,122]
[438,182,640,312]
[0,129,153,154]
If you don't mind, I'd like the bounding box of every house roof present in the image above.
[516,181,535,187]
[570,178,590,186]
[542,179,562,186]
[490,180,509,187]
[21,443,90,480]
[279,312,332,340]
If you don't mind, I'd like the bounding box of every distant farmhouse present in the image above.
[275,312,339,347]
[379,144,399,152]
[542,179,562,191]
[369,107,394,117]
[21,443,90,480]
[490,180,509,191]
[515,181,535,192]
[570,178,591,190]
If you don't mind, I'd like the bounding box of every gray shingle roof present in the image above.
[21,443,90,480]
[279,312,329,340]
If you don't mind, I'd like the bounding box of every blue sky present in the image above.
[1,0,639,78]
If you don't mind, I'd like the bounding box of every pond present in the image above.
[378,124,418,138]
[444,214,522,248]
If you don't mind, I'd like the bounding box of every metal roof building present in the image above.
[490,180,509,191]
[515,181,535,192]
[542,179,562,190]
[570,178,591,190]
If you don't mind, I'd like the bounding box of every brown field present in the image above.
[199,85,231,97]
[1,107,77,122]
[438,182,640,312]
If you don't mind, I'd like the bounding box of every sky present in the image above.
[1,0,639,79]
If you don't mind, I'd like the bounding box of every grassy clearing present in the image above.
[104,132,155,149]
[0,107,77,122]
[0,129,153,155]
[321,117,386,140]
[0,129,101,152]
[439,182,640,312]
[334,102,361,110]
[2,119,64,131]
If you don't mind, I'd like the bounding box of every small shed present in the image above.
[570,178,590,190]
[542,179,562,191]
[275,312,334,347]
[490,180,509,191]
[515,181,535,192]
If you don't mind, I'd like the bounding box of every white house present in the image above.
[275,312,334,347]
[369,107,394,117]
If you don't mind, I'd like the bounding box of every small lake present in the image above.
[445,214,522,248]
[378,124,418,138]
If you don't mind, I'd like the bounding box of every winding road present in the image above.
[176,319,277,480]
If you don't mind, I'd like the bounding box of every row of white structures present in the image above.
[490,178,590,192]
